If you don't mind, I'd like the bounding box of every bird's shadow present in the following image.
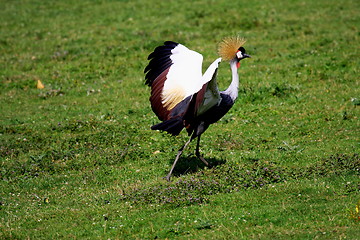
[170,155,226,177]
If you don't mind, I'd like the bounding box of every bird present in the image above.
[144,36,251,181]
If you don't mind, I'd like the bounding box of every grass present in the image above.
[1,0,359,239]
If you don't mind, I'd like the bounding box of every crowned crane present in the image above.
[144,36,251,181]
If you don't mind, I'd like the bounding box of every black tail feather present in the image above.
[151,118,184,136]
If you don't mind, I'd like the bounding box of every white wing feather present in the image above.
[196,58,222,116]
[161,44,204,110]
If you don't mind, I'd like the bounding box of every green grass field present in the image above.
[1,0,359,239]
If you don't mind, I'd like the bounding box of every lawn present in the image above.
[1,0,359,239]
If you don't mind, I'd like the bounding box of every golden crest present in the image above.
[218,36,246,61]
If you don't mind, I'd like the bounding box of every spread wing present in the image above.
[144,41,204,121]
[194,58,222,117]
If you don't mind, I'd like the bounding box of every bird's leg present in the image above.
[195,135,210,166]
[165,135,193,181]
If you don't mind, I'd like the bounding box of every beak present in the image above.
[243,53,251,59]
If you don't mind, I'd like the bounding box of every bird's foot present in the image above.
[164,174,172,182]
[197,154,210,167]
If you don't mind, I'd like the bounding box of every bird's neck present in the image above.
[223,59,239,102]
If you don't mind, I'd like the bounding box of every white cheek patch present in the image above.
[236,51,243,59]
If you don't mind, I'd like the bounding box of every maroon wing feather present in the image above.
[181,83,207,135]
[144,41,179,121]
[149,67,171,120]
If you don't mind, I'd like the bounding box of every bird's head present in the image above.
[236,47,251,61]
[218,36,251,67]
